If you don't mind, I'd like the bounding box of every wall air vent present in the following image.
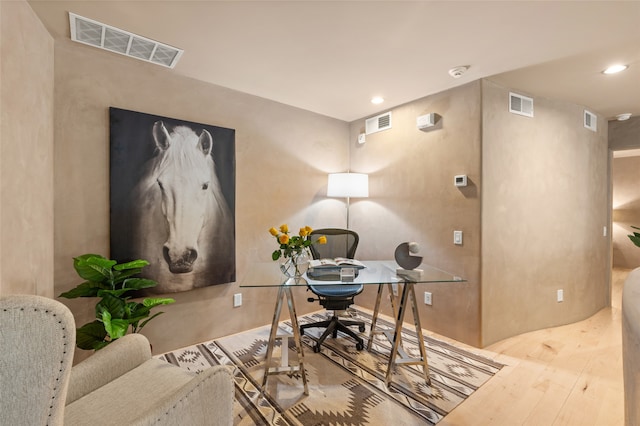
[584,110,597,132]
[365,111,392,135]
[509,92,534,118]
[69,12,183,68]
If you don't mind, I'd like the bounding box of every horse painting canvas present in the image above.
[110,108,235,293]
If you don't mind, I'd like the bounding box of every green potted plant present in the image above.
[59,253,175,350]
[629,226,640,248]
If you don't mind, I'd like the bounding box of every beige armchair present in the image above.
[1,295,234,426]
[1,294,76,426]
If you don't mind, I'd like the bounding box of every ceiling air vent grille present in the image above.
[365,111,392,135]
[584,110,597,132]
[69,12,183,68]
[509,92,534,117]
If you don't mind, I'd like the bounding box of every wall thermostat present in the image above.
[454,175,467,187]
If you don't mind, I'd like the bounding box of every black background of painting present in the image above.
[109,107,236,270]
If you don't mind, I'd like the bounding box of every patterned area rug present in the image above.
[158,308,502,425]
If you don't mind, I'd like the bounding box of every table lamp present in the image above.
[327,172,369,229]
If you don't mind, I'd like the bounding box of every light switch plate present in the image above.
[454,230,463,245]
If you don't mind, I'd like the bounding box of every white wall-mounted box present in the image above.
[417,113,436,130]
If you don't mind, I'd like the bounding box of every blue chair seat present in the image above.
[308,284,363,298]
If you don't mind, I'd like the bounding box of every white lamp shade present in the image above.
[327,173,369,198]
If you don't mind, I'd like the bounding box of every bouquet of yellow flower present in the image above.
[269,224,327,261]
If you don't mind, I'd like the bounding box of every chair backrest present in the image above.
[0,295,76,426]
[310,228,359,259]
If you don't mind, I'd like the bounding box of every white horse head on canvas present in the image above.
[130,121,234,293]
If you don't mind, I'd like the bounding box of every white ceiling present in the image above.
[28,1,640,123]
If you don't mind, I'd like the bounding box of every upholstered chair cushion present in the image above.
[65,333,234,426]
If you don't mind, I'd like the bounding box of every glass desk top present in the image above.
[239,260,465,287]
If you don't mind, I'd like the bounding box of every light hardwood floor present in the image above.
[438,268,629,426]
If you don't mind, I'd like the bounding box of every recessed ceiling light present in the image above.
[616,113,632,121]
[603,64,628,74]
[371,96,384,105]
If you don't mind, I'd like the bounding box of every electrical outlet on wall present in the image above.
[557,289,563,303]
[424,291,432,305]
[233,293,242,307]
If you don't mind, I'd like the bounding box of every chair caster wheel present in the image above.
[359,325,365,332]
[356,342,364,351]
[313,345,321,353]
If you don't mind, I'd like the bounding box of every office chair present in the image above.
[300,228,366,352]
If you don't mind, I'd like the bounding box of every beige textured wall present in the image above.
[349,82,482,347]
[610,116,640,151]
[613,156,640,269]
[7,2,618,357]
[611,117,640,270]
[52,39,349,359]
[0,0,54,297]
[481,79,610,346]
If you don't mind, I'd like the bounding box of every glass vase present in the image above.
[280,250,310,279]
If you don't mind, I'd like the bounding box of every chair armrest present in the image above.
[129,365,235,426]
[66,333,151,404]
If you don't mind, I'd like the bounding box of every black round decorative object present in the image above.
[394,242,422,270]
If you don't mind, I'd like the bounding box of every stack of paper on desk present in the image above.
[308,258,366,269]
[307,258,365,280]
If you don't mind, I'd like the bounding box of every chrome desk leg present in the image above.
[385,281,410,387]
[384,282,431,387]
[387,283,398,319]
[260,285,308,397]
[408,283,431,385]
[367,284,385,351]
[285,286,308,395]
[261,286,285,396]
[367,283,398,352]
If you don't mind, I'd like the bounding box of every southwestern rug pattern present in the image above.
[158,309,502,425]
